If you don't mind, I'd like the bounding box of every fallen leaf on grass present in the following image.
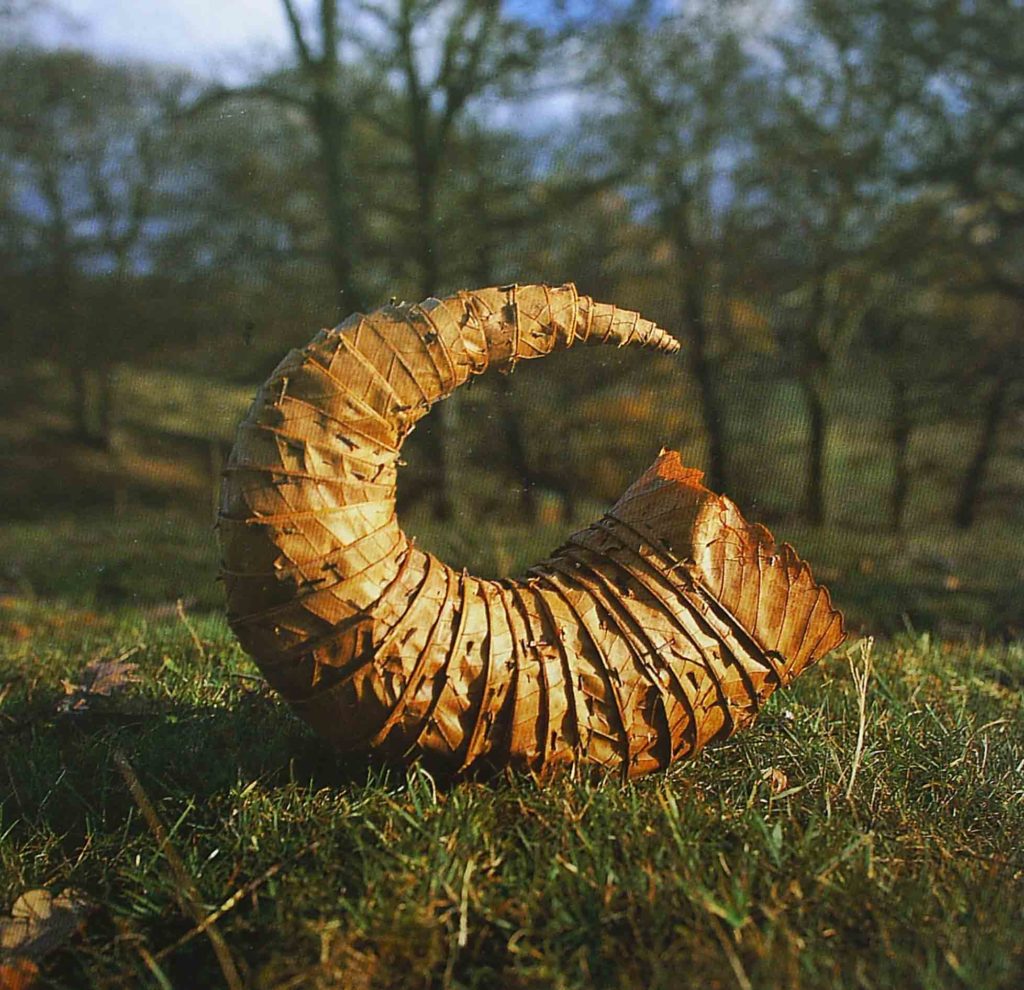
[761,766,789,794]
[57,649,141,713]
[0,889,91,959]
[0,958,39,990]
[0,622,33,647]
[80,656,142,696]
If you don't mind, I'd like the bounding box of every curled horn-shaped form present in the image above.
[219,283,844,779]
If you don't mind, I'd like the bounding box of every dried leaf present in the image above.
[761,767,789,794]
[81,656,141,696]
[57,650,141,712]
[4,623,32,643]
[0,889,90,959]
[219,283,844,779]
[0,958,39,990]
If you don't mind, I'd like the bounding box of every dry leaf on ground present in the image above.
[761,767,790,794]
[57,650,141,712]
[0,889,91,959]
[0,958,40,990]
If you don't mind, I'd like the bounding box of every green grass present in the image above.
[2,598,1023,989]
[3,504,1022,637]
[0,511,223,612]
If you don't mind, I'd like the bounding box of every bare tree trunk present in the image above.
[467,184,539,521]
[423,405,455,521]
[70,364,92,445]
[413,165,440,303]
[889,372,911,533]
[97,367,115,451]
[272,1,366,315]
[497,376,539,521]
[681,279,728,493]
[310,92,366,315]
[68,364,116,449]
[954,369,1009,529]
[799,376,828,526]
[410,162,454,520]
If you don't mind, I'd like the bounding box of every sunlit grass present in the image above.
[1,599,1022,988]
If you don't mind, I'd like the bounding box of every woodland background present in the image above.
[1,0,1022,636]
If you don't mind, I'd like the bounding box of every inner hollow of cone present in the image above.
[394,342,692,581]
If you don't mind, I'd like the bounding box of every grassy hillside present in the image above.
[1,600,1022,988]
[2,358,1022,637]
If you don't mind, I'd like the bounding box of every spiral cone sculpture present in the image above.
[219,283,844,779]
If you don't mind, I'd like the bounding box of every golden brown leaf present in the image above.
[761,767,789,794]
[218,283,844,779]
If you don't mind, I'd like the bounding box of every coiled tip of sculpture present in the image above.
[646,326,682,354]
[577,294,680,355]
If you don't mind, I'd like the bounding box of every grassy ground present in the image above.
[1,598,1022,988]
[3,503,1021,639]
[1,358,1022,986]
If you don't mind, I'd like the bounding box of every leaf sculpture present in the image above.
[219,283,844,779]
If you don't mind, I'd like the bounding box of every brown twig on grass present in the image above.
[175,598,207,662]
[151,838,321,965]
[845,637,875,802]
[709,915,753,990]
[112,749,242,990]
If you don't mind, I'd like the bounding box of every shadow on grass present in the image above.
[3,692,396,847]
[832,571,1023,640]
[2,688,411,986]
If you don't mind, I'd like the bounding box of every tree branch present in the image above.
[320,0,339,70]
[182,83,310,120]
[281,0,315,69]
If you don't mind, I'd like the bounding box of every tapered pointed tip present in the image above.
[579,294,681,354]
[649,326,682,354]
[622,448,706,499]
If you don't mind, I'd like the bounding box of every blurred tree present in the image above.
[196,0,547,519]
[860,197,1022,533]
[399,121,542,519]
[192,0,374,315]
[358,0,542,299]
[859,271,936,534]
[890,0,1024,527]
[595,0,769,494]
[354,0,545,519]
[951,310,1022,529]
[0,48,185,447]
[752,0,908,525]
[158,89,341,381]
